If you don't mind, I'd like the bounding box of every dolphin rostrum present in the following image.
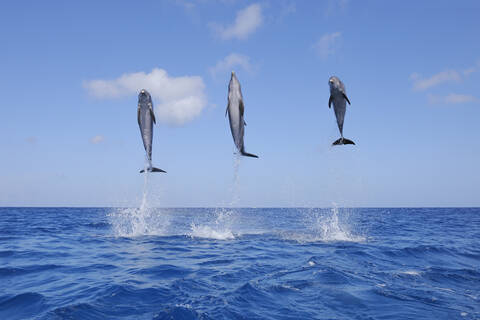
[328,76,355,146]
[226,71,258,158]
[137,89,166,173]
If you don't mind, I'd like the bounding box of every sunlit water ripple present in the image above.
[0,207,479,319]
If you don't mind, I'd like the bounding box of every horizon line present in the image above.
[1,206,479,209]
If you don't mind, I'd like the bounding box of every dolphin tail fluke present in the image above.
[139,167,167,173]
[332,138,355,146]
[241,151,259,158]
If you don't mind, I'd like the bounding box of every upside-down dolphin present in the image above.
[226,71,258,158]
[328,76,355,146]
[137,89,166,173]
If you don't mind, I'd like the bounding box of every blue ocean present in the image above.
[0,206,479,319]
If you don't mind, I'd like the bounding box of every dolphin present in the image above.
[328,76,355,146]
[226,71,258,158]
[137,89,166,173]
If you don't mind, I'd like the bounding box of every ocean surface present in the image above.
[0,207,479,319]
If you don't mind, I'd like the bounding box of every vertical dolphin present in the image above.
[328,76,355,146]
[137,89,166,173]
[226,71,258,158]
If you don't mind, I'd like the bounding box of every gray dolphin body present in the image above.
[137,89,166,173]
[328,76,355,146]
[226,72,258,158]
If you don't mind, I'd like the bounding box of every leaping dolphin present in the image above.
[226,71,258,158]
[137,89,166,173]
[328,76,355,146]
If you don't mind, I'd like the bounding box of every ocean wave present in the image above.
[197,258,234,266]
[50,303,107,320]
[153,305,208,320]
[0,264,62,277]
[398,270,422,276]
[1,207,479,319]
[0,292,47,320]
[84,222,110,229]
[131,264,193,279]
[279,231,366,243]
[0,250,15,257]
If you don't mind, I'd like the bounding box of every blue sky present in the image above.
[1,0,479,207]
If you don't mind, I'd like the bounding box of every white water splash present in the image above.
[282,206,365,243]
[190,206,238,240]
[309,205,365,242]
[399,270,422,276]
[189,153,240,240]
[190,223,235,240]
[109,171,170,237]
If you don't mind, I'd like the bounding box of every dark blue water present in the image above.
[0,207,479,319]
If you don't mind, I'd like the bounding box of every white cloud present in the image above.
[209,53,253,77]
[410,70,461,91]
[90,135,104,144]
[463,60,480,76]
[84,68,207,125]
[411,60,480,107]
[428,93,478,105]
[211,3,263,40]
[314,32,341,60]
[411,59,480,91]
[463,67,476,76]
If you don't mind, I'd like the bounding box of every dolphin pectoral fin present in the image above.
[329,95,333,108]
[148,102,156,124]
[239,100,244,117]
[244,120,247,126]
[343,93,351,105]
[225,104,229,117]
[150,108,156,124]
[332,138,355,146]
